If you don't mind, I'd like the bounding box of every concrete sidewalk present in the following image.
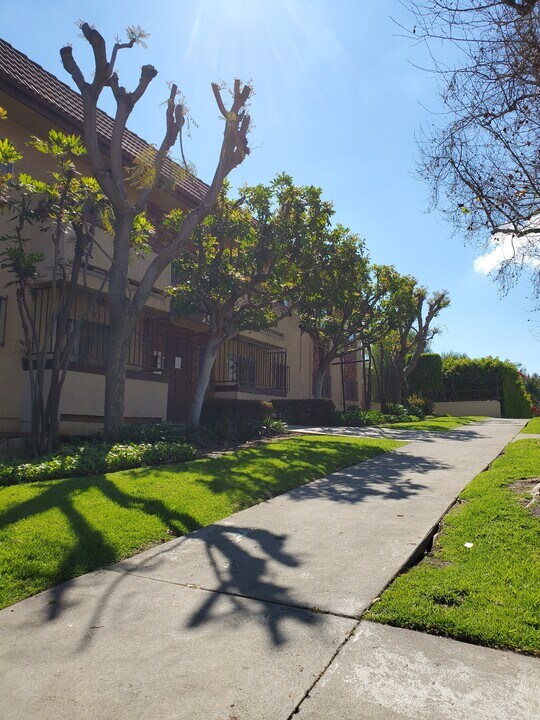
[1,418,538,719]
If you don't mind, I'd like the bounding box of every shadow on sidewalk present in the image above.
[184,524,321,646]
[289,425,488,443]
[284,450,445,504]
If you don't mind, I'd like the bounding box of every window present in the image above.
[0,296,6,346]
[142,317,168,372]
[344,380,358,401]
[79,320,109,365]
[216,337,289,392]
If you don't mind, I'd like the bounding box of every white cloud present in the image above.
[474,231,540,275]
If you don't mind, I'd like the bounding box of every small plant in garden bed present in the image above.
[337,405,420,427]
[261,416,288,435]
[405,394,434,420]
[382,403,420,424]
[337,407,386,427]
[113,421,187,444]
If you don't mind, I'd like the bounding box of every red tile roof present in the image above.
[0,37,208,206]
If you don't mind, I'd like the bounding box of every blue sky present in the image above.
[3,0,539,372]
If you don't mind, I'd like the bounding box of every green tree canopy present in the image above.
[168,174,335,425]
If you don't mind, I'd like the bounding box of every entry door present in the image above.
[167,332,192,422]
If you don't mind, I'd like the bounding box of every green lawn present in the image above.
[382,416,485,432]
[366,439,540,656]
[0,434,402,609]
[521,417,540,433]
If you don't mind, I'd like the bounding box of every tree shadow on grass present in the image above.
[0,476,201,620]
[176,438,439,507]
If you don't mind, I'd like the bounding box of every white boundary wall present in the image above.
[433,400,501,418]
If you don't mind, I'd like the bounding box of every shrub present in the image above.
[200,398,274,441]
[336,405,420,426]
[139,442,197,466]
[383,403,410,420]
[338,407,385,427]
[383,412,419,424]
[261,416,288,435]
[0,441,197,487]
[272,399,336,426]
[406,394,434,419]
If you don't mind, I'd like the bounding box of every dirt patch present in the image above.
[203,433,290,459]
[424,557,452,569]
[510,478,540,519]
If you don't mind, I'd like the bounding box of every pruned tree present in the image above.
[0,128,114,454]
[168,175,333,425]
[371,272,450,406]
[60,23,251,437]
[401,1,540,301]
[296,230,395,400]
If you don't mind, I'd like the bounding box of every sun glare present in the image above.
[184,0,345,89]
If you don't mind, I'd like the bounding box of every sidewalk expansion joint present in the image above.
[105,566,360,621]
[286,619,361,719]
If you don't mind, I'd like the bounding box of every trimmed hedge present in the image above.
[272,399,336,426]
[0,441,197,487]
[407,354,443,398]
[200,398,274,440]
[114,421,186,443]
[442,356,532,418]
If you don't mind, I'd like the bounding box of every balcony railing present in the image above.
[30,287,169,374]
[214,337,289,394]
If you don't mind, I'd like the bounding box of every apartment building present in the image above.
[0,38,362,439]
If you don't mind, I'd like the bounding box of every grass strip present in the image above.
[382,416,485,432]
[521,417,540,434]
[366,439,540,656]
[0,434,402,609]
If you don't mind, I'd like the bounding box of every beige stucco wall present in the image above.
[59,372,167,419]
[434,400,501,418]
[57,373,168,435]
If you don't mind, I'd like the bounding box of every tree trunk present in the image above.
[388,371,404,406]
[44,370,62,451]
[103,214,136,439]
[188,336,220,426]
[366,350,372,410]
[313,353,332,400]
[104,302,137,439]
[312,367,325,400]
